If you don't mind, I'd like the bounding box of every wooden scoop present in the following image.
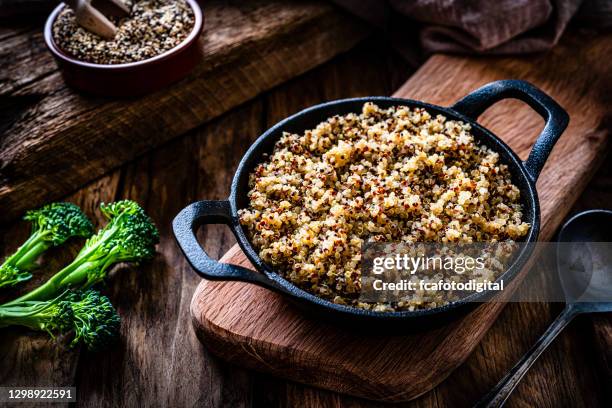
[64,0,130,39]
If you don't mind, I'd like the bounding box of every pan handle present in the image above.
[451,80,569,183]
[172,200,275,288]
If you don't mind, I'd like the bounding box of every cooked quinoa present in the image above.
[238,103,530,310]
[53,0,194,64]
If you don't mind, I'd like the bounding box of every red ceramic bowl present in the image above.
[44,0,204,97]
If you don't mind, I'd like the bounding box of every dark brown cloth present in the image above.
[333,0,610,55]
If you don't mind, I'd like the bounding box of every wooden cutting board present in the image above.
[190,33,611,402]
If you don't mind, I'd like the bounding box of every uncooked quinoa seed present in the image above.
[239,103,530,310]
[53,0,194,64]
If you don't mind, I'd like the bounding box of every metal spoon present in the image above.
[64,0,130,39]
[476,209,612,407]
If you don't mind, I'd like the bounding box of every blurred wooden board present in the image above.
[0,0,366,223]
[190,33,612,402]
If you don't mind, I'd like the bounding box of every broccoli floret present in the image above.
[65,290,121,351]
[0,289,120,351]
[0,264,32,289]
[0,203,93,288]
[4,200,158,304]
[24,202,94,248]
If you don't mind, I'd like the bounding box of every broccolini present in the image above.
[0,203,93,288]
[0,289,120,351]
[4,200,159,305]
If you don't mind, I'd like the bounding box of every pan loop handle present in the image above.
[172,200,275,288]
[451,80,569,183]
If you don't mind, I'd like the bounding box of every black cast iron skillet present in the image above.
[173,80,569,328]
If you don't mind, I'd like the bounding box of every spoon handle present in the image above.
[475,305,579,408]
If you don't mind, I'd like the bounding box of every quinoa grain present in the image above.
[53,0,194,64]
[239,103,530,310]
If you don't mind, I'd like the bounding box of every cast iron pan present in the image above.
[173,80,569,328]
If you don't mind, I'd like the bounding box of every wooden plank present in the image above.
[190,32,612,402]
[1,35,608,408]
[251,148,612,407]
[0,0,367,224]
[0,38,407,408]
[68,38,412,408]
[0,173,122,408]
[67,102,270,407]
[561,157,612,398]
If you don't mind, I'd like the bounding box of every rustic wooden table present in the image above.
[0,36,610,407]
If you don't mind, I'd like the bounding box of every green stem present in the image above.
[3,253,105,306]
[0,232,51,288]
[58,261,99,288]
[0,270,32,289]
[14,240,52,270]
[0,291,68,330]
[0,305,47,330]
[1,232,46,270]
[2,222,120,306]
[3,265,74,305]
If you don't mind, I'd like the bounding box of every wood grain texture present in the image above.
[1,35,609,408]
[0,0,367,224]
[190,32,612,402]
[69,104,268,408]
[0,38,411,408]
[0,172,121,408]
